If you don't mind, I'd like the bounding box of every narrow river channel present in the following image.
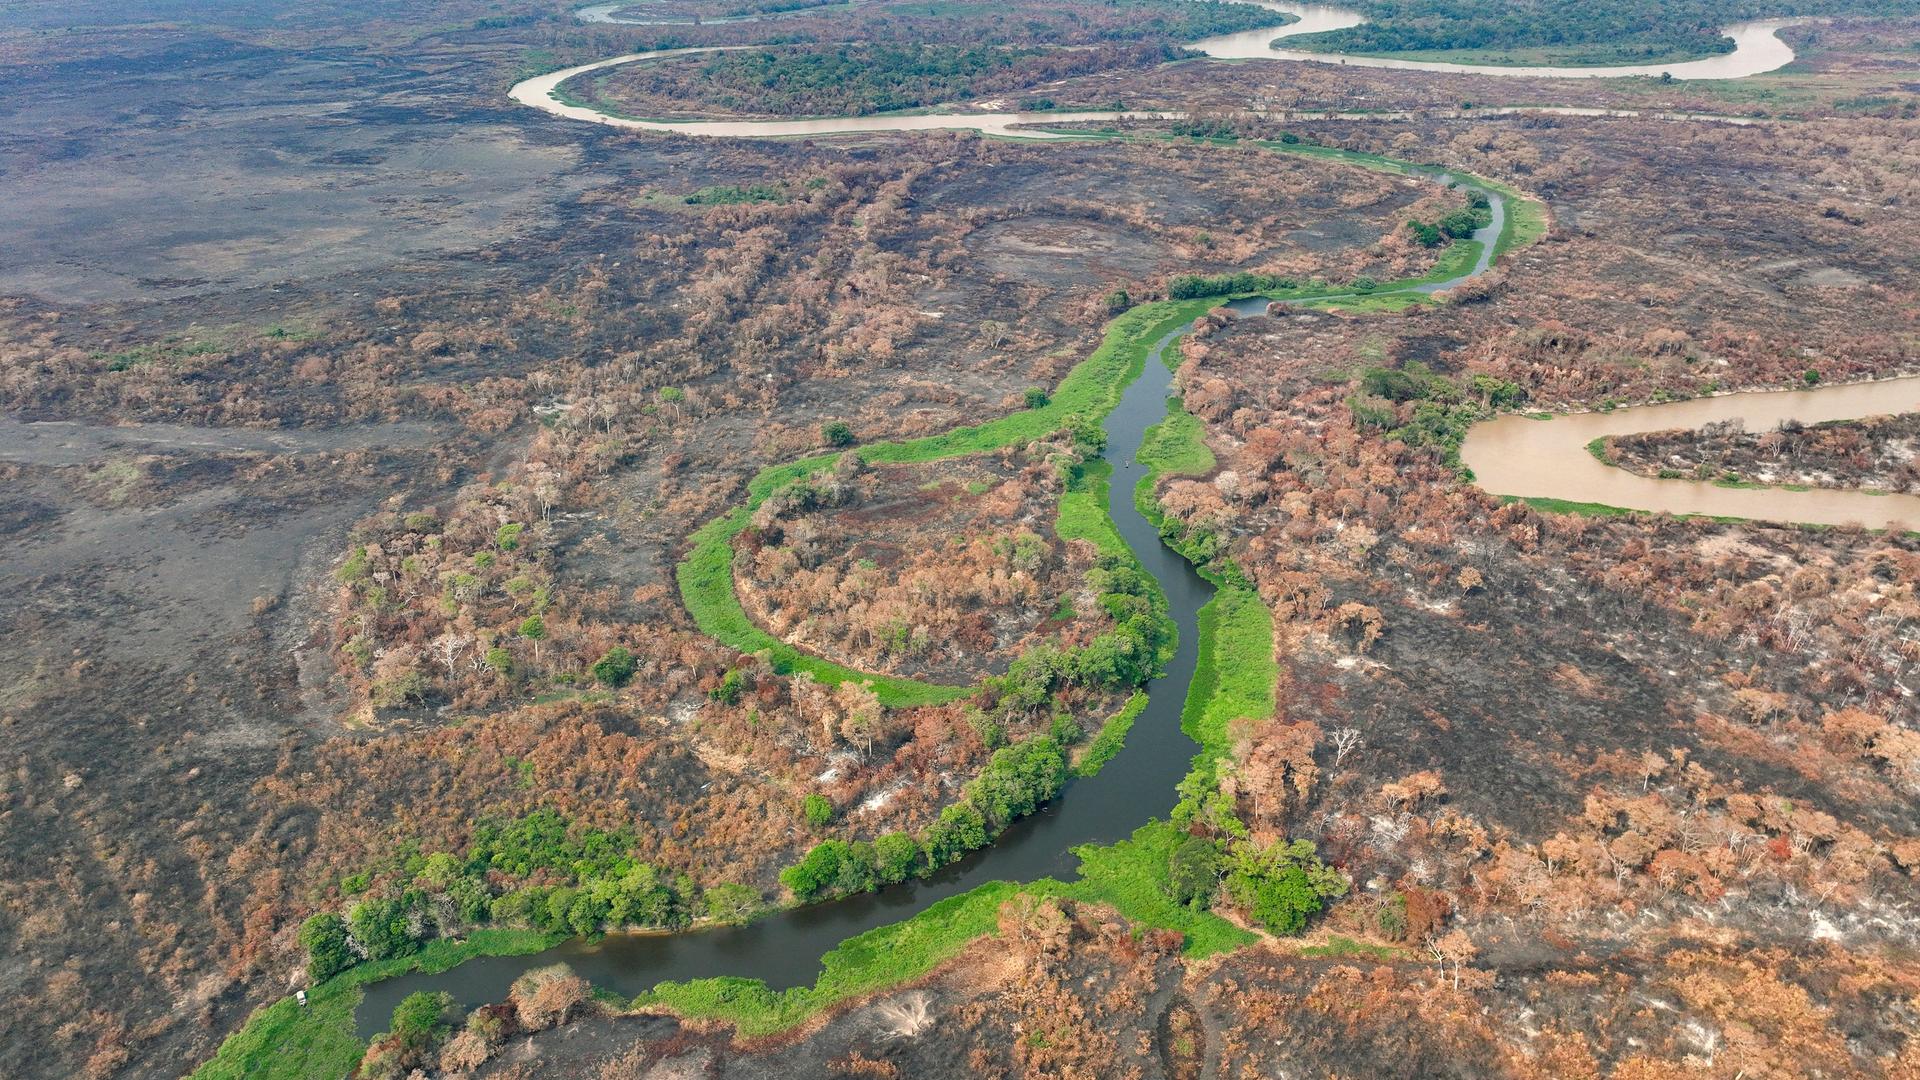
[355,300,1259,1035]
[353,173,1511,1034]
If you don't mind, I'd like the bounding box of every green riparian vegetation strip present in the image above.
[676,298,1216,706]
[1058,457,1176,662]
[190,930,561,1080]
[637,819,1252,1037]
[193,141,1548,1078]
[1179,585,1278,774]
[635,882,1020,1036]
[1075,691,1149,777]
[678,135,1542,705]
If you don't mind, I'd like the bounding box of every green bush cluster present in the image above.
[1348,362,1525,471]
[300,810,761,981]
[685,183,787,206]
[1168,270,1296,300]
[1159,833,1346,934]
[1406,190,1493,248]
[781,734,1070,902]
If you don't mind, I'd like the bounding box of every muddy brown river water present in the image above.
[1462,378,1920,529]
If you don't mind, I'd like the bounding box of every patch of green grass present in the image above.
[1075,691,1148,777]
[685,183,788,206]
[1509,495,1748,525]
[1057,459,1175,665]
[1303,290,1435,314]
[96,337,222,372]
[1181,584,1275,773]
[1034,822,1256,958]
[1585,436,1611,464]
[189,929,559,1080]
[1510,495,1639,517]
[1136,399,1216,481]
[1299,934,1404,960]
[636,882,1020,1036]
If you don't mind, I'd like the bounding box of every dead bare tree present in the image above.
[1330,727,1363,768]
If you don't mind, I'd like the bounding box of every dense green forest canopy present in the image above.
[616,41,1189,114]
[1310,0,1920,61]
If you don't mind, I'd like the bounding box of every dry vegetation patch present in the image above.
[737,447,1100,683]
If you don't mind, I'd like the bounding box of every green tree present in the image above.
[781,840,850,901]
[874,831,922,883]
[496,522,524,551]
[822,421,855,447]
[1247,868,1319,932]
[1407,220,1444,248]
[1222,838,1347,934]
[484,646,514,679]
[417,852,461,891]
[923,803,989,868]
[1023,387,1050,409]
[298,913,354,982]
[388,990,456,1046]
[592,646,636,687]
[349,897,418,961]
[802,793,834,829]
[702,883,762,925]
[518,614,546,662]
[1167,835,1222,908]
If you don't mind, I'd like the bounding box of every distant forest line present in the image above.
[1308,0,1920,60]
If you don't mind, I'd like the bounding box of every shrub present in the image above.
[349,897,419,961]
[802,793,834,829]
[875,832,922,883]
[483,647,513,678]
[703,883,762,925]
[1024,387,1050,409]
[924,803,989,868]
[1222,838,1347,935]
[782,840,852,901]
[591,646,636,687]
[708,668,745,704]
[298,913,354,982]
[388,990,456,1044]
[822,421,855,446]
[370,668,429,708]
[1167,836,1222,908]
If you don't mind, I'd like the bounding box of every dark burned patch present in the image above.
[1393,331,1466,370]
[1155,995,1207,1080]
[1301,562,1907,848]
[0,493,62,537]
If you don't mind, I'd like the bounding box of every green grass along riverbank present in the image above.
[191,148,1543,1080]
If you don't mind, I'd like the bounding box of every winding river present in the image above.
[353,164,1512,1033]
[344,0,1874,1041]
[356,299,1245,1034]
[515,1,1801,141]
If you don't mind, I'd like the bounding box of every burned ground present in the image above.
[2,0,1918,1075]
